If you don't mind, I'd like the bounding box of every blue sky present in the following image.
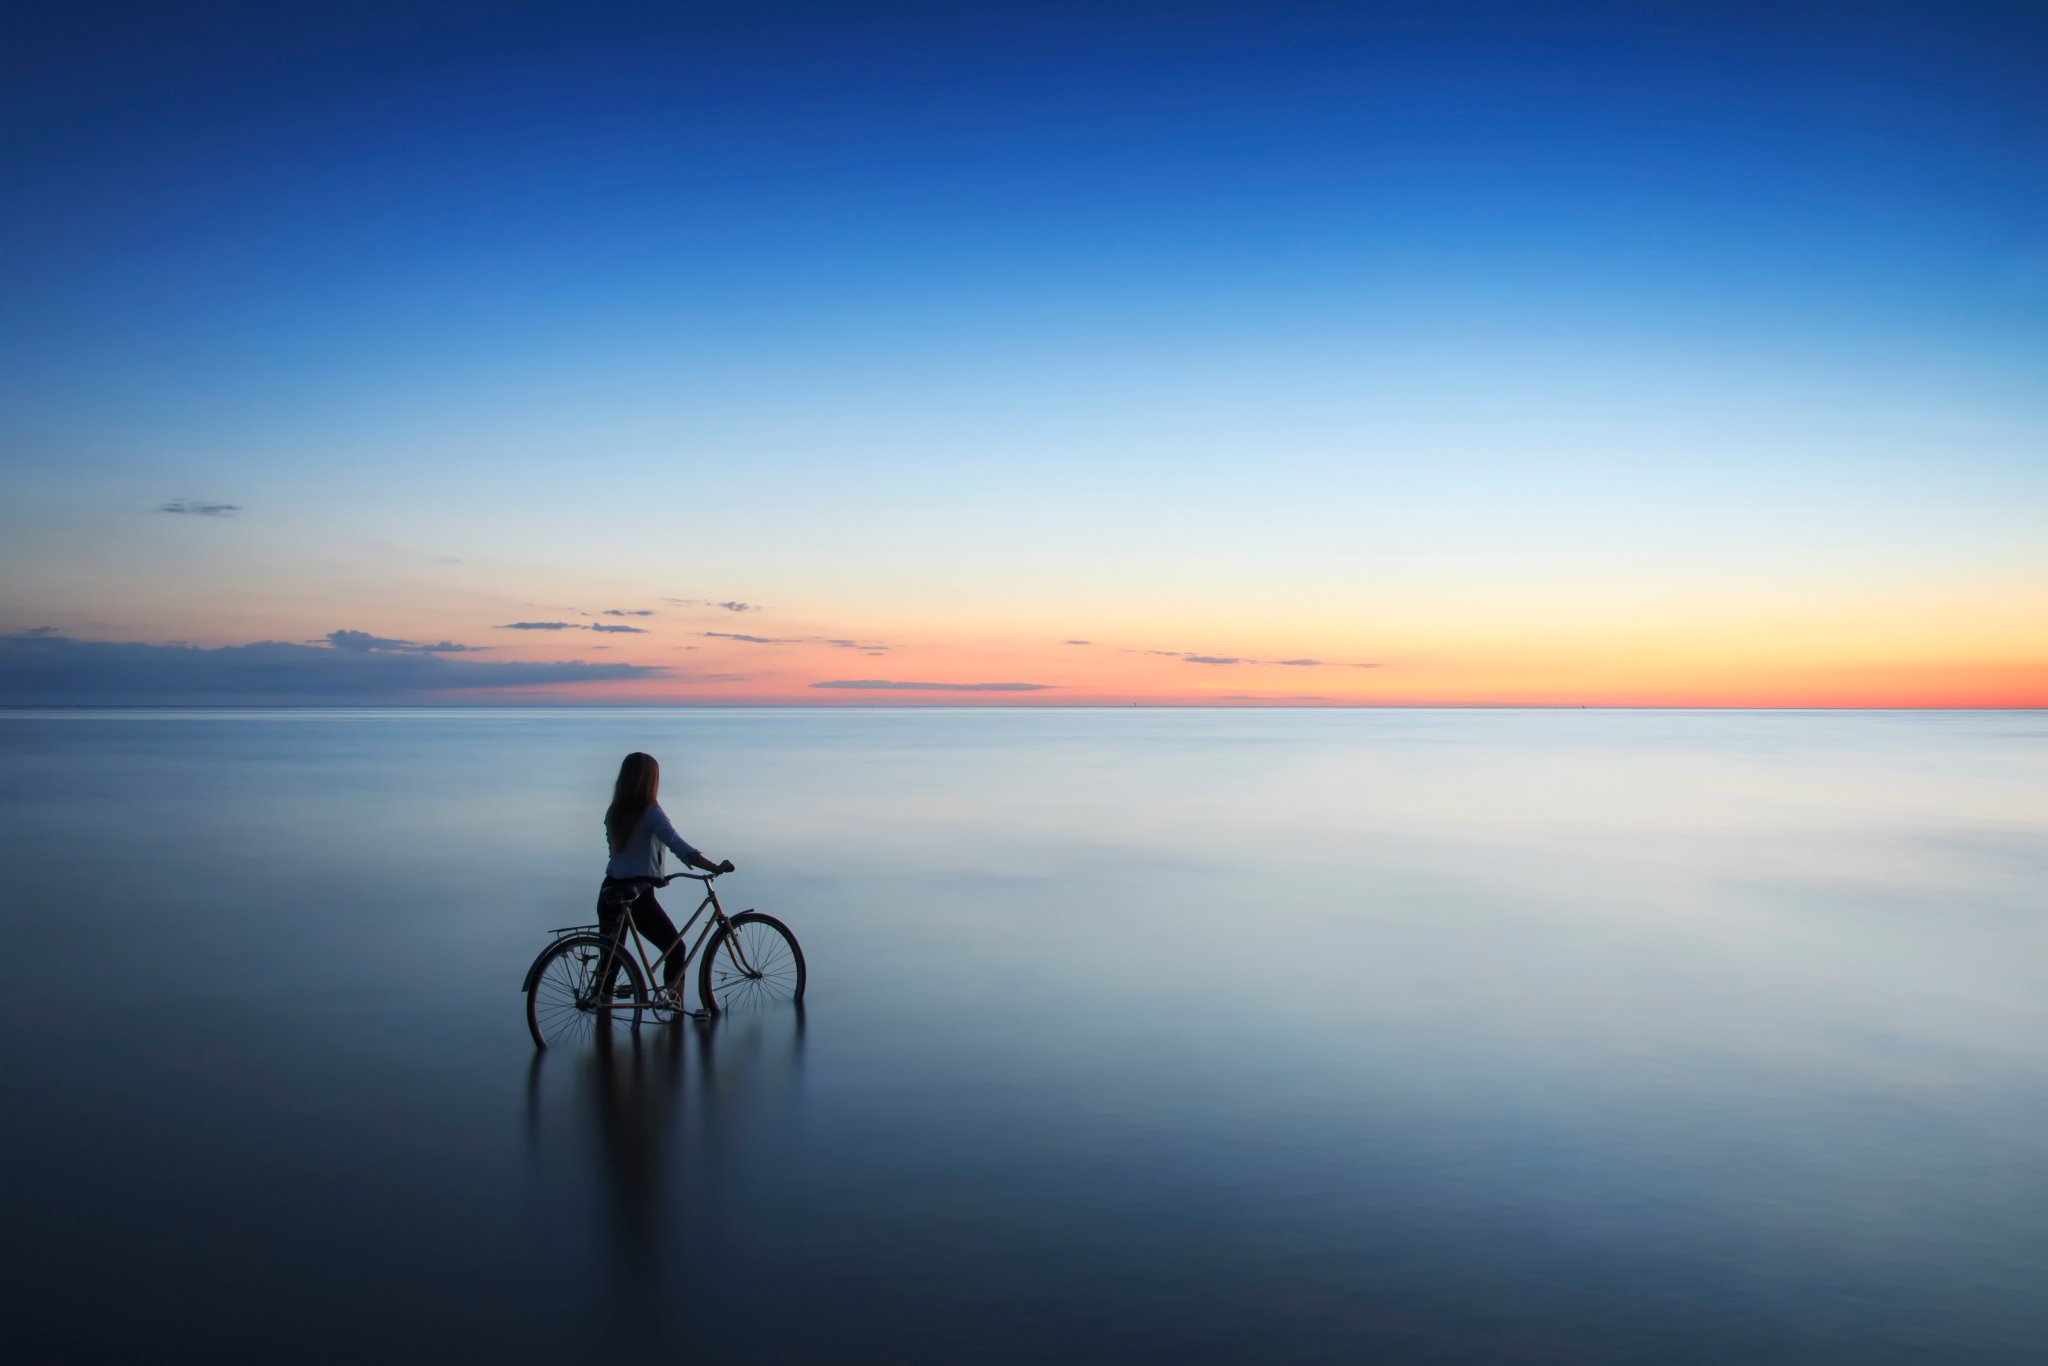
[3,1,2045,703]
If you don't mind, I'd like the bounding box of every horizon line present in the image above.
[1,703,2043,714]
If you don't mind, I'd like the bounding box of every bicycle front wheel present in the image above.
[527,934,645,1048]
[698,913,806,1013]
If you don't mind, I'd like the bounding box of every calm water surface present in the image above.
[1,708,2044,1363]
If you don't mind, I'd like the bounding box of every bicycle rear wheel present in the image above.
[698,912,806,1013]
[527,934,645,1048]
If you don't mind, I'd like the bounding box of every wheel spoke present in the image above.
[702,915,804,1013]
[530,935,649,1047]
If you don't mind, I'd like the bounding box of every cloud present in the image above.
[603,610,655,617]
[158,500,240,517]
[1126,650,1259,666]
[1124,645,1379,668]
[811,679,1053,692]
[501,621,665,635]
[1065,640,1092,645]
[326,630,408,650]
[701,632,888,650]
[324,630,483,654]
[0,632,664,704]
[665,599,760,612]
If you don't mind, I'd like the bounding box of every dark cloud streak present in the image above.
[811,680,1052,692]
[0,633,663,704]
[325,630,482,654]
[703,632,887,650]
[1121,646,1379,668]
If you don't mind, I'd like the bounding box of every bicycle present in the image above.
[522,870,805,1048]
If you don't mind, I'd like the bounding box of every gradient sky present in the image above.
[4,1,2045,705]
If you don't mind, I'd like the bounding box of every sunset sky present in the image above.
[4,1,2045,705]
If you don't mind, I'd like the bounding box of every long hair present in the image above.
[605,752,660,854]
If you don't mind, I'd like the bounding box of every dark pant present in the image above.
[599,878,684,987]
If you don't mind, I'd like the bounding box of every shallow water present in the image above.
[1,707,2044,1363]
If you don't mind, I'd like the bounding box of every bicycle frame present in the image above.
[596,871,770,1002]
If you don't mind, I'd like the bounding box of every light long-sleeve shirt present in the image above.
[605,804,704,880]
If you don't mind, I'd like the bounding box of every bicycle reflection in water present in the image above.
[524,1008,807,1353]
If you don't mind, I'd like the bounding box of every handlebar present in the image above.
[657,868,728,885]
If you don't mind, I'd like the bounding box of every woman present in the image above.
[601,752,735,997]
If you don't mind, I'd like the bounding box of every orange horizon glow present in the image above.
[21,574,2040,708]
[433,641,2048,709]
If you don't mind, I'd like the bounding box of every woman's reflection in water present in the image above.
[526,1009,807,1353]
[591,1026,682,1289]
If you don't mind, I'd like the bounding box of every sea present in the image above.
[1,707,2044,1363]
